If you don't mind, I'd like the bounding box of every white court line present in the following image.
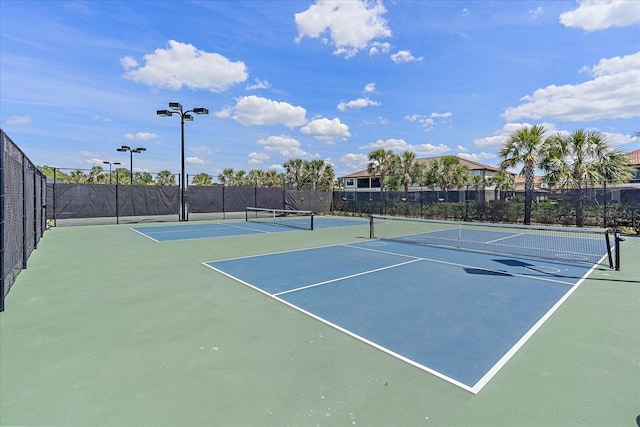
[204,241,603,394]
[485,232,525,244]
[274,258,423,296]
[202,259,476,394]
[470,261,601,393]
[343,243,576,286]
[129,227,160,242]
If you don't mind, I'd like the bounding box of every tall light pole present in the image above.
[117,145,146,184]
[102,161,121,184]
[157,102,208,221]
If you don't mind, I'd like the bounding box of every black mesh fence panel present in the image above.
[117,185,179,216]
[256,187,285,210]
[188,186,224,213]
[1,130,46,311]
[222,186,255,212]
[285,190,332,212]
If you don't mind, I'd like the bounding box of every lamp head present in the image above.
[156,109,173,117]
[117,145,130,152]
[133,148,146,153]
[169,102,182,111]
[193,107,209,115]
[184,114,194,122]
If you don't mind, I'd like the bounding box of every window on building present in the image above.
[371,177,381,188]
[346,178,354,186]
[357,178,370,188]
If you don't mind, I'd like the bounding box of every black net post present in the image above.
[614,229,624,271]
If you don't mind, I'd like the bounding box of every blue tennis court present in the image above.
[131,216,369,242]
[205,240,598,393]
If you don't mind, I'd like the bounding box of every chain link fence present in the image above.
[1,130,47,312]
[333,183,640,231]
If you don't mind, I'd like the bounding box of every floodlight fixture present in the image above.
[103,161,121,184]
[117,145,146,184]
[156,101,209,221]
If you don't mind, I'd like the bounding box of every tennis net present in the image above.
[370,214,615,268]
[246,207,314,230]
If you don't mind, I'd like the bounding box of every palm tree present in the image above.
[88,166,106,184]
[283,159,305,189]
[425,156,470,201]
[469,174,485,202]
[192,173,213,186]
[393,151,423,196]
[499,125,547,224]
[541,129,633,227]
[217,168,235,186]
[134,172,154,185]
[317,163,335,192]
[367,148,395,193]
[67,170,87,184]
[156,170,176,186]
[114,167,130,185]
[487,170,515,201]
[232,170,247,186]
[303,159,335,191]
[263,170,284,188]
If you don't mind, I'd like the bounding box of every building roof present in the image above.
[342,155,502,178]
[627,148,640,166]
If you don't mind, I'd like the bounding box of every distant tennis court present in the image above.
[132,213,369,242]
[204,216,614,393]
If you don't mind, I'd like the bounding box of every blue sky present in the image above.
[1,0,639,179]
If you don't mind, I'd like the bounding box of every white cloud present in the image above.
[122,40,248,91]
[248,152,270,165]
[233,95,307,127]
[369,41,391,56]
[6,115,31,125]
[363,139,450,156]
[124,132,158,140]
[364,82,376,93]
[502,52,640,122]
[189,145,212,155]
[457,152,498,163]
[339,153,369,171]
[246,78,270,90]
[529,7,544,19]
[186,157,207,165]
[257,135,314,158]
[120,56,138,70]
[300,117,351,142]
[404,112,452,130]
[337,97,381,111]
[559,0,640,31]
[474,122,558,148]
[295,0,392,58]
[91,115,111,123]
[390,50,423,63]
[215,107,232,118]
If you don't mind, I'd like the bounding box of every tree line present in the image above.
[366,126,633,227]
[37,158,337,192]
[37,126,634,227]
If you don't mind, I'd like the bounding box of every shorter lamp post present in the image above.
[117,145,146,184]
[157,102,208,221]
[102,161,121,184]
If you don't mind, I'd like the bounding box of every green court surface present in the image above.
[1,220,638,426]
